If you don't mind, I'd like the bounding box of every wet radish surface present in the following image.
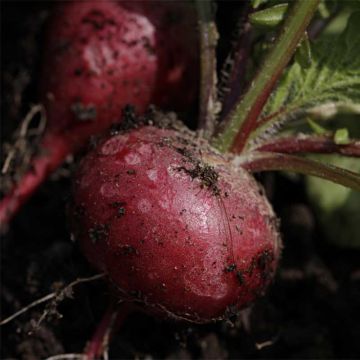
[71,125,280,323]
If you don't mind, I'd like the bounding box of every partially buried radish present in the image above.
[71,123,281,322]
[40,0,198,141]
[0,0,198,226]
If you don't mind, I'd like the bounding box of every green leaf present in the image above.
[294,33,312,68]
[249,3,288,27]
[251,0,269,9]
[318,0,331,18]
[307,118,328,135]
[255,11,360,138]
[334,128,350,144]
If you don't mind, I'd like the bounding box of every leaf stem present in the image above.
[237,152,360,191]
[213,0,320,153]
[196,0,218,138]
[254,135,360,157]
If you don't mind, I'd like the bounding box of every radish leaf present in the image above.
[254,12,360,139]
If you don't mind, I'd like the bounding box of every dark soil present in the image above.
[1,2,360,359]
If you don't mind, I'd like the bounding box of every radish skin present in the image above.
[71,125,281,322]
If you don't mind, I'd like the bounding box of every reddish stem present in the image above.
[84,302,131,360]
[240,152,360,191]
[254,135,360,157]
[0,132,71,227]
[255,107,286,129]
[230,67,284,153]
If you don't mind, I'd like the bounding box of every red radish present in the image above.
[71,125,280,322]
[0,0,198,226]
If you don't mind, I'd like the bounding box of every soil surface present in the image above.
[1,2,360,359]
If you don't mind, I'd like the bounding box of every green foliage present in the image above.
[259,11,360,132]
[307,118,328,135]
[294,33,312,69]
[251,0,271,9]
[251,8,360,248]
[333,128,350,144]
[249,3,288,27]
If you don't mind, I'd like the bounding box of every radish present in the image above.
[70,125,281,322]
[0,0,198,226]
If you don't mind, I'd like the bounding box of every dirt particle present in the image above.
[88,223,109,243]
[257,249,275,272]
[177,162,220,196]
[119,244,138,256]
[174,146,194,159]
[141,36,155,55]
[82,10,116,30]
[110,201,126,218]
[236,271,245,285]
[224,304,240,321]
[71,102,97,121]
[225,263,237,273]
[112,104,138,132]
[117,207,126,217]
[74,67,83,76]
[159,137,172,147]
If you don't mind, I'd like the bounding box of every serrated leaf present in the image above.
[257,11,360,136]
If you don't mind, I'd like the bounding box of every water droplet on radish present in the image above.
[125,152,141,165]
[101,135,127,155]
[146,169,158,182]
[138,199,151,213]
[138,143,152,156]
[100,182,119,198]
